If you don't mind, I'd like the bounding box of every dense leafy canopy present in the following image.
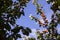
[0,0,31,40]
[0,0,60,40]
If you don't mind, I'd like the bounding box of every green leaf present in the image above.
[10,20,15,25]
[20,10,25,16]
[11,25,20,34]
[0,30,6,36]
[17,12,21,18]
[22,29,29,36]
[26,27,31,33]
[19,26,24,29]
[5,23,11,31]
[16,34,21,38]
[58,0,60,6]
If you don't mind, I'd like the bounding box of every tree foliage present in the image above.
[0,0,60,40]
[0,0,31,40]
[28,0,60,40]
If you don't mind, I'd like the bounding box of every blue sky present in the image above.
[12,0,60,40]
[16,0,53,30]
[16,0,52,28]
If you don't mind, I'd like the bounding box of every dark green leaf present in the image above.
[5,23,11,31]
[22,29,29,36]
[26,27,31,33]
[20,10,25,16]
[19,26,24,29]
[16,34,21,38]
[11,25,20,34]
